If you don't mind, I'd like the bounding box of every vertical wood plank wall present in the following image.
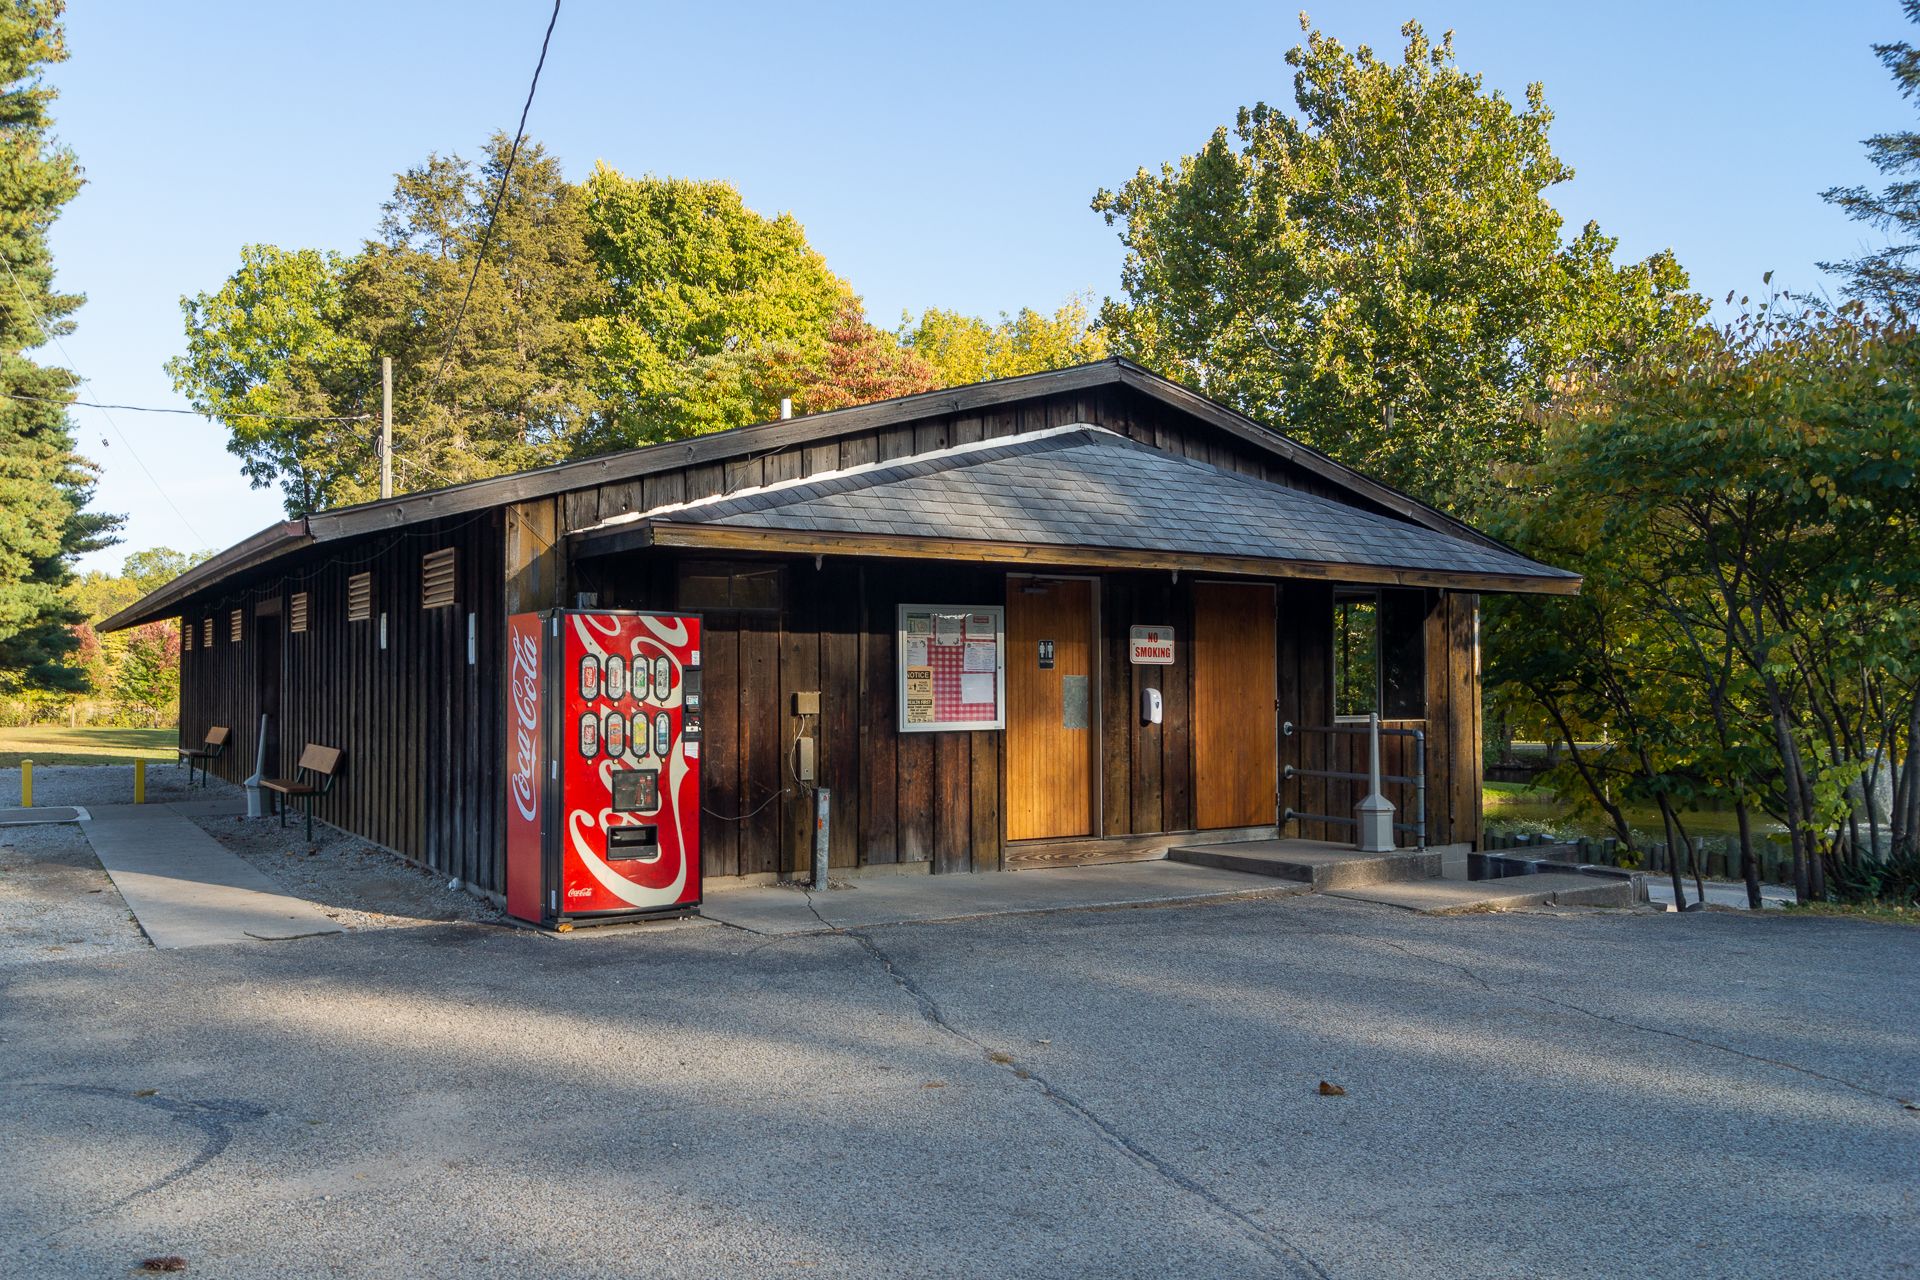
[176,513,507,889]
[174,382,1488,894]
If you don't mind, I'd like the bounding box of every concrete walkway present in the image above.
[700,860,1304,936]
[82,803,341,948]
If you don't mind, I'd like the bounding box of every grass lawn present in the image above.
[0,725,175,767]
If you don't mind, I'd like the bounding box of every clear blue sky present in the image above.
[46,0,1910,570]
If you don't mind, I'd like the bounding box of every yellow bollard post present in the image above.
[134,758,146,805]
[19,758,30,808]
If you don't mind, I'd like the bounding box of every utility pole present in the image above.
[380,355,393,500]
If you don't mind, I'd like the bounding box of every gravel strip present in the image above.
[184,789,503,933]
[1,761,206,809]
[0,819,148,965]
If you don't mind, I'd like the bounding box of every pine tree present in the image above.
[1822,1,1920,309]
[0,0,118,693]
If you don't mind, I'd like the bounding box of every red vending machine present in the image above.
[506,608,703,928]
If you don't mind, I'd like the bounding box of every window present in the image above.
[348,573,372,622]
[1333,589,1427,720]
[677,561,784,613]
[290,592,310,634]
[421,548,457,609]
[1333,594,1379,719]
[229,609,243,643]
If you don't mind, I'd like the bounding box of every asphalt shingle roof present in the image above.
[646,428,1574,585]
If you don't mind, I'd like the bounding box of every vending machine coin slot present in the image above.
[606,825,660,862]
[682,668,701,712]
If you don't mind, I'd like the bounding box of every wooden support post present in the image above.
[134,758,146,805]
[19,758,30,807]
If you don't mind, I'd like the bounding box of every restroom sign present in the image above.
[1129,625,1175,665]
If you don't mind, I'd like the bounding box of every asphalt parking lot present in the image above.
[1,892,1915,1279]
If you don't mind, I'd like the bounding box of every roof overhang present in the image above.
[572,520,1581,596]
[98,519,313,632]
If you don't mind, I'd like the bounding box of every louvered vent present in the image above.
[183,621,193,651]
[348,573,372,622]
[202,618,213,648]
[229,609,243,643]
[290,591,310,634]
[421,547,457,610]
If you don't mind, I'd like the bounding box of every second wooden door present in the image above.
[1192,582,1278,829]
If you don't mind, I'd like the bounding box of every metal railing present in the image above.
[1280,720,1427,850]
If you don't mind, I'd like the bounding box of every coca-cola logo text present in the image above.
[509,626,541,822]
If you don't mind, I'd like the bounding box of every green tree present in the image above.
[167,245,367,512]
[172,136,603,512]
[1821,1,1920,309]
[900,294,1108,385]
[1489,301,1920,905]
[0,0,118,694]
[1093,15,1703,513]
[581,167,847,446]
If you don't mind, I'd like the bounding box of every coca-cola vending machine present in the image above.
[506,608,703,928]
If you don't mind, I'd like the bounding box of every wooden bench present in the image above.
[261,744,343,841]
[176,725,230,788]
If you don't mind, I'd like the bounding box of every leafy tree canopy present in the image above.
[1093,15,1704,513]
[900,294,1108,386]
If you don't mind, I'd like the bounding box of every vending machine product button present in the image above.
[604,712,626,757]
[578,654,600,701]
[605,654,627,701]
[578,712,599,758]
[653,710,671,756]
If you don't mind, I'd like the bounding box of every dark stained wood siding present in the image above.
[172,383,1490,894]
[177,513,507,889]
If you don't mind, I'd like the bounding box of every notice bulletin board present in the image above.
[897,604,1006,732]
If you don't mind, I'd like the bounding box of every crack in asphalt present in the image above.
[29,1084,272,1244]
[845,926,1335,1280]
[1367,931,1911,1110]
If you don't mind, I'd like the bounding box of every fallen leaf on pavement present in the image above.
[138,1257,187,1273]
[132,1089,157,1098]
[1317,1081,1346,1097]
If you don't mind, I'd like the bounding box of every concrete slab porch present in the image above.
[698,860,1308,937]
[1167,837,1441,888]
[1326,872,1643,913]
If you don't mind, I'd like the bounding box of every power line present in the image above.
[425,0,562,406]
[0,390,372,423]
[0,254,208,546]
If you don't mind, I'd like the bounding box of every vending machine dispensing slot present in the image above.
[506,608,703,929]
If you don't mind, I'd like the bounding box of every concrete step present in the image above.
[1167,839,1440,889]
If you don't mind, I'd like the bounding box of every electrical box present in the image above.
[793,690,821,715]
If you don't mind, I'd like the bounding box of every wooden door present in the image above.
[1005,578,1095,841]
[1192,582,1278,830]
